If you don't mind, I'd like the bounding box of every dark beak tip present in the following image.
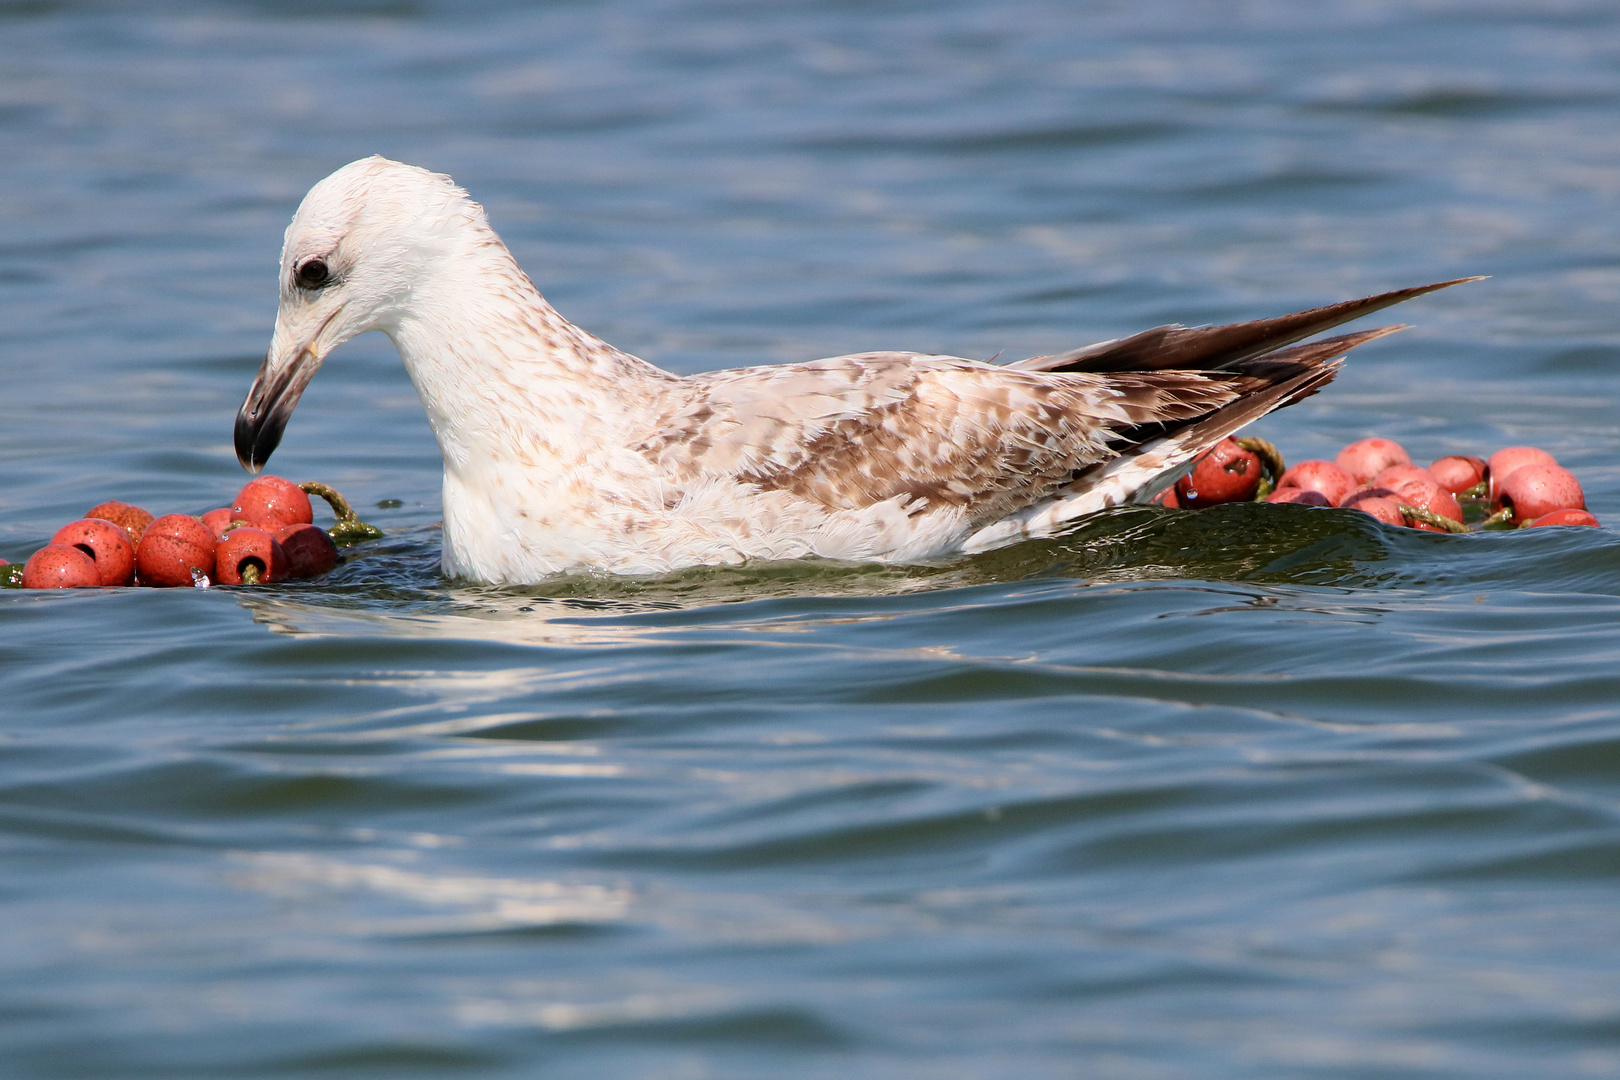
[233,400,278,475]
[233,408,258,474]
[238,345,311,474]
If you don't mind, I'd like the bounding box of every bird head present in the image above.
[234,156,478,472]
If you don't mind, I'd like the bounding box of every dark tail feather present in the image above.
[1009,277,1481,375]
[1234,324,1405,407]
[1096,325,1402,460]
[1174,325,1404,445]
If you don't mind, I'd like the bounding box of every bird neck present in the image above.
[384,240,671,477]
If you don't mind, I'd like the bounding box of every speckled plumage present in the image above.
[234,156,1470,582]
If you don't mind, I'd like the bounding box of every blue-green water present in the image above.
[3,2,1620,1077]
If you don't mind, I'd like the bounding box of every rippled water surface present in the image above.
[4,2,1620,1077]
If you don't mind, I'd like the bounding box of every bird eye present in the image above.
[295,259,330,289]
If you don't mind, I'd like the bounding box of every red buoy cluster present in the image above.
[4,476,346,590]
[1157,435,1596,532]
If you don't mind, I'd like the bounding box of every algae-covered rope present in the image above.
[1398,504,1469,533]
[299,482,385,544]
[1236,436,1286,501]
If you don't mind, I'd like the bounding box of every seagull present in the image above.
[235,156,1475,582]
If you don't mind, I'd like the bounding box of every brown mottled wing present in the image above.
[636,353,1242,526]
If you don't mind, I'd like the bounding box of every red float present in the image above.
[86,500,155,545]
[1175,438,1263,507]
[199,507,241,539]
[49,518,135,586]
[274,523,339,579]
[1371,468,1464,524]
[1498,464,1584,524]
[1266,487,1331,506]
[1487,446,1558,500]
[1525,509,1599,528]
[214,528,286,585]
[22,545,102,589]
[1277,460,1356,505]
[135,514,217,587]
[1347,495,1405,526]
[231,476,313,531]
[1428,455,1487,494]
[1335,438,1411,484]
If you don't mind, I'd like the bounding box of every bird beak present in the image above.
[234,338,325,474]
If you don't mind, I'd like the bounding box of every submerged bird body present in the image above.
[235,156,1472,582]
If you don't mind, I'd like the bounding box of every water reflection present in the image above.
[228,852,632,936]
[231,504,1414,648]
